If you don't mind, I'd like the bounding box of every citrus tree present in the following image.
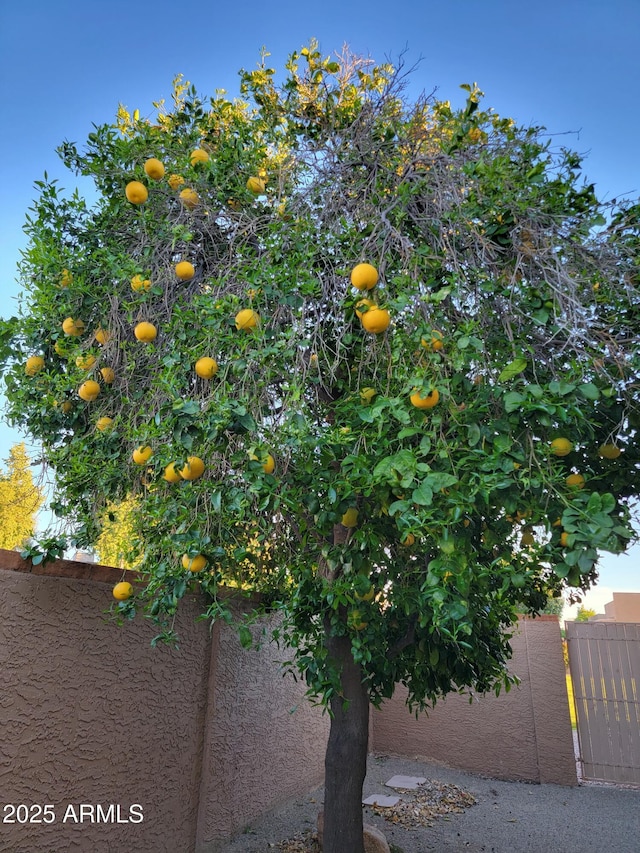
[2,42,639,852]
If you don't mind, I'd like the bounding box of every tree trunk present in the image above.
[322,618,370,853]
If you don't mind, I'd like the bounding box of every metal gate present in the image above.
[566,621,640,785]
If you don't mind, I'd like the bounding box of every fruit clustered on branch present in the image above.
[2,41,639,685]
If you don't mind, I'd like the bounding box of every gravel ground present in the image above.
[219,753,640,853]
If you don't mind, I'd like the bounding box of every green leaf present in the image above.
[411,482,434,506]
[238,625,253,649]
[503,391,525,413]
[498,358,527,382]
[578,382,600,400]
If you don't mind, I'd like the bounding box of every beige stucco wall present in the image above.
[611,592,640,622]
[372,615,577,786]
[0,551,328,853]
[195,609,329,851]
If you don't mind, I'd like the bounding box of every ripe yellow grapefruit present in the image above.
[410,388,440,409]
[195,357,219,379]
[78,380,100,401]
[132,445,153,465]
[421,330,444,351]
[598,444,621,459]
[550,438,573,456]
[179,456,205,481]
[182,554,207,572]
[566,473,585,489]
[75,353,96,370]
[350,263,378,291]
[179,187,200,209]
[125,181,148,204]
[96,417,114,431]
[235,309,259,330]
[175,261,195,281]
[341,507,359,528]
[163,462,182,483]
[100,367,115,384]
[113,581,133,600]
[134,322,157,342]
[62,317,85,337]
[95,327,111,345]
[246,176,266,194]
[190,149,210,165]
[361,307,390,333]
[60,269,73,288]
[25,356,45,376]
[144,158,165,180]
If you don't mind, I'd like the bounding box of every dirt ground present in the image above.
[219,753,640,853]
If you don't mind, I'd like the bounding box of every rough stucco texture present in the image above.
[0,567,212,853]
[0,555,329,853]
[195,610,329,851]
[372,616,577,786]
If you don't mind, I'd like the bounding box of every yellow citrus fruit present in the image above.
[410,388,440,409]
[360,387,376,404]
[341,507,359,528]
[560,531,570,547]
[144,158,165,180]
[349,610,367,630]
[361,307,390,334]
[62,317,85,336]
[132,445,153,465]
[262,454,275,474]
[190,148,210,166]
[75,353,96,370]
[598,444,621,459]
[356,587,376,602]
[134,322,157,342]
[181,553,207,572]
[175,261,195,281]
[350,263,379,291]
[195,357,219,379]
[235,308,260,330]
[54,341,65,356]
[421,330,444,351]
[355,298,375,319]
[61,401,73,413]
[467,127,483,143]
[112,581,134,601]
[125,181,148,204]
[131,274,151,292]
[95,327,111,345]
[179,456,205,481]
[179,187,200,209]
[100,367,115,384]
[78,380,100,401]
[246,176,266,194]
[566,473,585,489]
[401,533,416,547]
[25,355,45,376]
[96,416,114,431]
[550,438,573,456]
[60,269,73,288]
[163,462,182,483]
[168,174,185,190]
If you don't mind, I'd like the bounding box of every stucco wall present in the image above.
[0,551,328,853]
[196,610,330,851]
[0,556,211,853]
[372,615,577,786]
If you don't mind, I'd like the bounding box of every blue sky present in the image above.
[0,0,638,605]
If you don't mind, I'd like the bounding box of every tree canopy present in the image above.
[0,443,44,550]
[1,41,639,851]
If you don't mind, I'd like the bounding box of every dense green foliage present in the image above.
[0,443,43,550]
[2,42,639,709]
